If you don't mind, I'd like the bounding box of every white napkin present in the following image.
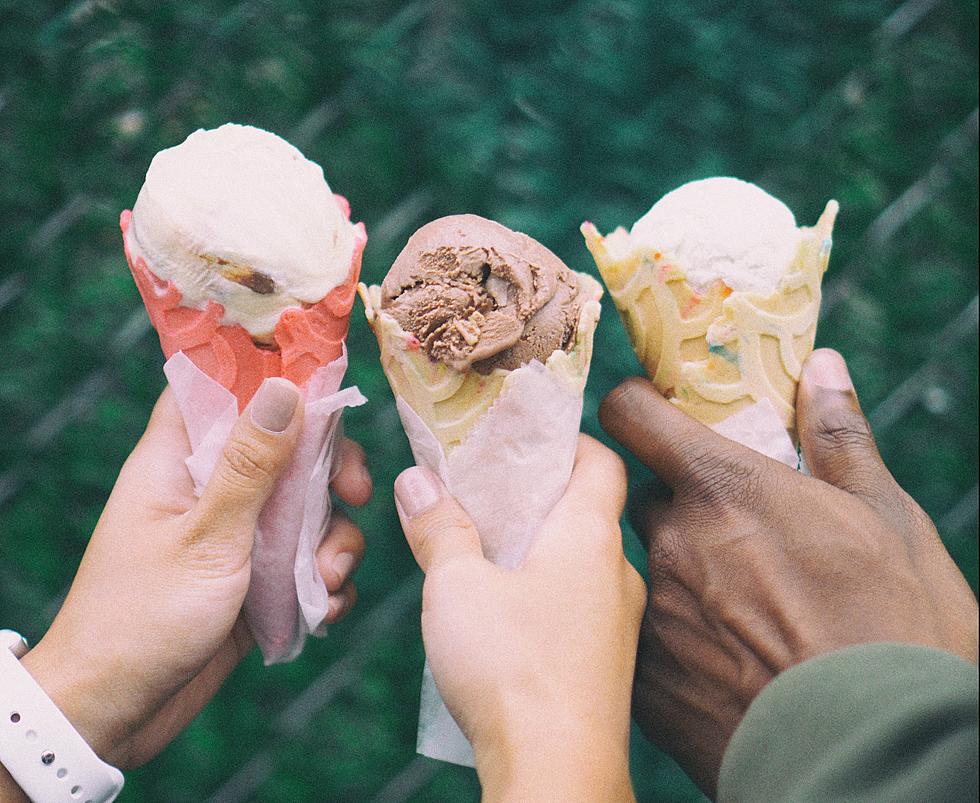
[397,360,583,766]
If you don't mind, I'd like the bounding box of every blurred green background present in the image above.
[0,1,977,801]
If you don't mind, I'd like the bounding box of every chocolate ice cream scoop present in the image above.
[381,214,583,373]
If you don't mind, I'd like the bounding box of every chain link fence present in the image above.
[1,2,976,800]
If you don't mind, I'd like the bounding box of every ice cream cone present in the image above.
[121,198,367,411]
[582,200,837,438]
[120,125,369,665]
[359,272,603,454]
[363,219,604,766]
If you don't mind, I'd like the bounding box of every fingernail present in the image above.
[394,467,442,518]
[806,349,853,392]
[250,379,299,433]
[332,552,357,583]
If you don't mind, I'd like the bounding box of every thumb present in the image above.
[191,378,303,550]
[797,349,898,509]
[394,467,483,573]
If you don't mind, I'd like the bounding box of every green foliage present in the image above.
[0,2,976,800]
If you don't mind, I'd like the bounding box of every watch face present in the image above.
[0,629,29,657]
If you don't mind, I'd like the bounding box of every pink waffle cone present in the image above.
[121,194,366,410]
[121,197,368,663]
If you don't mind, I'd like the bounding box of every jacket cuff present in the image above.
[718,643,978,802]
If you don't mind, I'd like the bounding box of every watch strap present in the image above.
[0,630,124,803]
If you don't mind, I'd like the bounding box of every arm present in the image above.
[478,722,634,803]
[393,436,645,802]
[718,643,978,802]
[1,380,371,800]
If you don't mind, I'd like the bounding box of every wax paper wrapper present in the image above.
[164,351,365,663]
[582,201,838,468]
[121,197,368,663]
[360,275,603,765]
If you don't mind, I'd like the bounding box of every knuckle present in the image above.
[173,516,208,552]
[843,469,886,508]
[648,527,684,584]
[649,572,685,615]
[172,518,250,578]
[409,504,474,555]
[677,439,768,509]
[837,464,888,499]
[413,504,473,540]
[219,437,275,490]
[812,406,877,454]
[894,486,938,536]
[700,578,743,631]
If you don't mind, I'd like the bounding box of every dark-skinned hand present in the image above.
[599,348,978,798]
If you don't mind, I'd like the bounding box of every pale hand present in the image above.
[2,378,371,800]
[394,436,646,803]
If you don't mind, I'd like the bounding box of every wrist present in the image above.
[475,713,633,802]
[20,637,132,767]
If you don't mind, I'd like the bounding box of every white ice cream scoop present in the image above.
[131,123,357,341]
[630,176,802,295]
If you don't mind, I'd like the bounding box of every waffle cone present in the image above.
[121,196,367,411]
[582,201,837,438]
[359,273,603,454]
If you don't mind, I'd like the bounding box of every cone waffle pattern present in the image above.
[121,197,366,411]
[360,274,603,454]
[583,202,837,437]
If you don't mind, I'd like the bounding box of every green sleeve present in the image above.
[718,643,978,803]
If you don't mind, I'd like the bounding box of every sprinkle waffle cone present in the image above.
[359,273,603,455]
[362,272,601,768]
[121,195,367,411]
[582,201,837,439]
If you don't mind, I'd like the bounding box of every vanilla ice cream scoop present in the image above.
[130,123,357,341]
[582,176,838,445]
[630,177,801,295]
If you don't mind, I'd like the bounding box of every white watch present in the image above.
[0,630,124,803]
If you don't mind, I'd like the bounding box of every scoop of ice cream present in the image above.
[130,123,357,341]
[630,177,802,295]
[381,215,582,373]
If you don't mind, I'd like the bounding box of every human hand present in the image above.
[599,349,978,797]
[17,380,371,769]
[393,436,646,803]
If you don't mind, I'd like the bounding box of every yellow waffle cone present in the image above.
[582,201,837,439]
[359,274,603,454]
